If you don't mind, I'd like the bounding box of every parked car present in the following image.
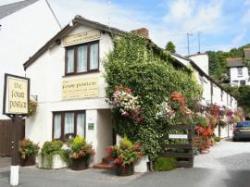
[233,121,250,141]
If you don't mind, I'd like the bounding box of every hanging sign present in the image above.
[3,74,29,115]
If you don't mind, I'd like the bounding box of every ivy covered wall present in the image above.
[104,34,202,159]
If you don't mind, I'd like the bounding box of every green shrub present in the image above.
[214,137,221,142]
[41,140,68,168]
[19,139,39,159]
[154,157,177,171]
[68,136,94,161]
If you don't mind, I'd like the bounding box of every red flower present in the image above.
[105,146,113,154]
[114,157,123,165]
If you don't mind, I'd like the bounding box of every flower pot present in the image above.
[115,164,134,176]
[20,156,36,167]
[38,154,67,169]
[70,159,88,170]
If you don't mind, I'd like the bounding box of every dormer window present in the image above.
[65,41,99,75]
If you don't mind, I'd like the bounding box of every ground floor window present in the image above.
[52,111,85,141]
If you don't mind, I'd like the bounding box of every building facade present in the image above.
[24,16,123,164]
[227,48,250,87]
[0,0,60,119]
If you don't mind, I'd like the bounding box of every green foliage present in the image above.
[224,85,250,115]
[154,157,177,171]
[68,136,94,160]
[214,137,221,142]
[192,114,208,127]
[165,41,176,53]
[19,139,39,159]
[238,86,250,114]
[207,51,228,82]
[207,43,250,83]
[41,140,68,168]
[104,33,202,160]
[107,137,143,166]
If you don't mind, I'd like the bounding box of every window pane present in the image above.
[89,43,99,70]
[77,113,85,136]
[77,46,87,72]
[54,114,61,139]
[64,112,74,135]
[66,49,74,73]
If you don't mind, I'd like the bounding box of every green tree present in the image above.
[165,41,176,53]
[207,51,228,82]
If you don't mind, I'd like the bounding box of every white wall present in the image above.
[189,54,209,75]
[230,67,250,86]
[0,0,60,119]
[96,109,113,163]
[200,76,211,105]
[25,24,114,164]
[212,84,222,106]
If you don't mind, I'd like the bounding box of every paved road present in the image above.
[0,157,10,169]
[0,139,250,187]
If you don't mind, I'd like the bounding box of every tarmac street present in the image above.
[1,139,250,187]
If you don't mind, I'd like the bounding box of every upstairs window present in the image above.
[65,41,99,75]
[237,67,243,77]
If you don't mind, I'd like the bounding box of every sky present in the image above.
[1,0,250,55]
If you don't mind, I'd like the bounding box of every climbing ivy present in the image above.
[104,33,202,159]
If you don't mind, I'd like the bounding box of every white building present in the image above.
[0,0,60,119]
[172,53,238,138]
[227,50,250,87]
[24,16,125,164]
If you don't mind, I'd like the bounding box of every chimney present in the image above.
[131,28,149,38]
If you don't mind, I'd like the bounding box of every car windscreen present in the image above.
[236,121,250,127]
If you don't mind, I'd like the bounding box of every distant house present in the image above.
[227,48,250,87]
[0,0,60,119]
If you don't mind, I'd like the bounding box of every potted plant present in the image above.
[106,137,143,176]
[19,139,39,166]
[68,136,95,170]
[39,140,68,169]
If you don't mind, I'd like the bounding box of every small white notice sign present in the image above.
[169,134,188,139]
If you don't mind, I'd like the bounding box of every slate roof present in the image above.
[23,15,187,70]
[0,0,38,20]
[226,57,244,67]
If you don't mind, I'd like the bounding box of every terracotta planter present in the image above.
[115,164,134,176]
[70,159,88,170]
[20,156,36,167]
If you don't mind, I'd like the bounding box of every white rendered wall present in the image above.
[95,110,113,163]
[25,25,114,164]
[189,54,209,75]
[230,67,249,86]
[0,0,60,119]
[201,76,212,105]
[212,85,222,106]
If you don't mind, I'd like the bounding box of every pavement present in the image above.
[0,139,250,187]
[0,157,10,169]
